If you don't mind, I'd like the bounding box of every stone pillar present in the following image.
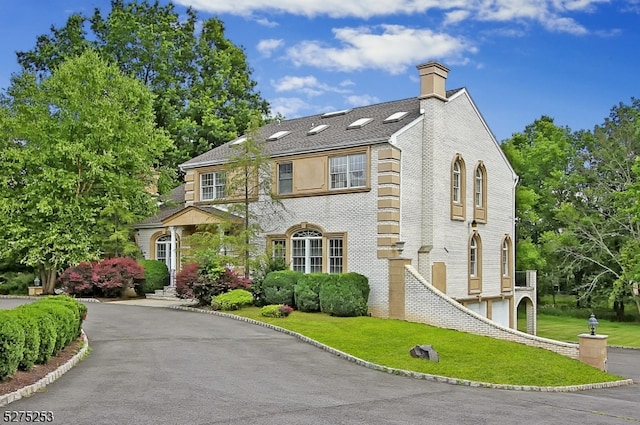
[388,258,411,320]
[578,334,608,371]
[169,226,177,287]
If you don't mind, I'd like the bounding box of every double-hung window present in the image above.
[201,171,226,201]
[278,162,293,194]
[330,153,366,189]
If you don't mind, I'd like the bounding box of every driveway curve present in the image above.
[1,299,639,425]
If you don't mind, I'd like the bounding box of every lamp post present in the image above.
[33,276,41,287]
[588,313,599,336]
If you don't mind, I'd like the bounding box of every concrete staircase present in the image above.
[146,285,178,300]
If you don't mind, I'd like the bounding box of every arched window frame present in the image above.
[150,232,180,271]
[501,235,513,292]
[267,224,347,274]
[473,162,487,223]
[450,154,466,221]
[468,232,482,294]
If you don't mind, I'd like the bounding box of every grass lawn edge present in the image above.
[170,305,634,392]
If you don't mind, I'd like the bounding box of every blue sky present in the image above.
[1,0,638,142]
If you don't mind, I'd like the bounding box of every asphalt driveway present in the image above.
[1,299,638,425]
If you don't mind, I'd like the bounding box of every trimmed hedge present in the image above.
[260,304,294,318]
[7,311,40,371]
[319,272,370,317]
[294,273,335,312]
[0,311,26,380]
[212,289,254,311]
[138,260,169,295]
[262,270,302,306]
[16,307,57,364]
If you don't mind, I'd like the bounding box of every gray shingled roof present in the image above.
[180,91,461,169]
[136,184,186,226]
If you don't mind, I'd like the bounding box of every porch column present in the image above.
[170,226,177,287]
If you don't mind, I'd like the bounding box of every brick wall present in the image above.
[404,264,579,358]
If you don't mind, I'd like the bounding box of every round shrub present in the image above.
[294,273,336,312]
[138,260,169,295]
[0,311,26,380]
[260,304,294,318]
[319,273,370,317]
[40,295,85,337]
[175,263,199,299]
[93,257,145,298]
[212,289,254,311]
[262,270,302,306]
[23,303,75,354]
[7,311,40,371]
[59,262,95,296]
[16,307,56,364]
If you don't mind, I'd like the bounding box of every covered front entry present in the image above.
[159,205,242,286]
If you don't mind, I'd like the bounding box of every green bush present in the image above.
[0,311,25,381]
[16,307,57,364]
[260,304,294,318]
[7,311,40,371]
[319,272,370,317]
[40,295,86,337]
[294,273,335,312]
[22,303,75,354]
[262,270,302,306]
[138,260,169,295]
[250,256,289,306]
[212,289,254,311]
[0,271,35,295]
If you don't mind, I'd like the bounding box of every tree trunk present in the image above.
[40,262,58,294]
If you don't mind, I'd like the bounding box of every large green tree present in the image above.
[547,99,640,313]
[0,50,172,293]
[16,0,269,171]
[501,116,577,283]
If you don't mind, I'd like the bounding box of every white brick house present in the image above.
[135,62,524,329]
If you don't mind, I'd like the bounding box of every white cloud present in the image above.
[269,97,312,118]
[285,25,475,74]
[256,39,284,57]
[176,0,614,34]
[344,94,381,107]
[254,17,279,27]
[271,75,351,97]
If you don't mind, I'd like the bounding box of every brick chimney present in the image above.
[417,62,449,101]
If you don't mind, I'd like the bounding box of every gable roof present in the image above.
[181,90,462,170]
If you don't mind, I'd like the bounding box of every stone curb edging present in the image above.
[0,330,90,407]
[0,295,101,303]
[170,305,635,392]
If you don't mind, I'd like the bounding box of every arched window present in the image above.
[468,232,482,294]
[473,162,487,222]
[501,235,513,292]
[155,235,172,269]
[451,155,466,220]
[291,230,323,274]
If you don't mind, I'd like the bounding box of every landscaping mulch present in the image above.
[0,337,84,397]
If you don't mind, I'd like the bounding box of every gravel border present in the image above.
[0,330,90,407]
[169,305,635,392]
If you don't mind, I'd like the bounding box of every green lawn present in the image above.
[536,313,640,348]
[228,308,623,387]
